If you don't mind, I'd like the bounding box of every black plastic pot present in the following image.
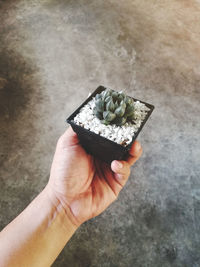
[66,85,154,164]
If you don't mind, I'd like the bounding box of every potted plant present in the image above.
[66,85,154,164]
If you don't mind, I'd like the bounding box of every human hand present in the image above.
[47,126,142,227]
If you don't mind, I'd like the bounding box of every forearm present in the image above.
[0,186,77,267]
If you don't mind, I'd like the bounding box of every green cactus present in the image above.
[93,89,136,126]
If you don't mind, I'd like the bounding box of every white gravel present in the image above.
[73,96,150,146]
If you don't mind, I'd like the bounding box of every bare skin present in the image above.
[48,126,143,226]
[0,126,142,267]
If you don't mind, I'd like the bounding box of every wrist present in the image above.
[43,184,80,230]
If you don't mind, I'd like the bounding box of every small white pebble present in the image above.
[73,96,149,146]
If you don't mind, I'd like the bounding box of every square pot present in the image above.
[66,85,154,164]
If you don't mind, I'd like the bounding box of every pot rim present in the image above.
[66,85,155,150]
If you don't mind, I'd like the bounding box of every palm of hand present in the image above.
[49,127,141,226]
[49,137,122,226]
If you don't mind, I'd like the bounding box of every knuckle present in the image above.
[138,147,143,158]
[57,135,65,148]
[112,192,118,202]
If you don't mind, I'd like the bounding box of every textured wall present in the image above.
[0,0,200,266]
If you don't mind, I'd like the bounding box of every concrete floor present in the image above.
[0,0,200,266]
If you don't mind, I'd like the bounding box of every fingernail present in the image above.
[115,161,123,168]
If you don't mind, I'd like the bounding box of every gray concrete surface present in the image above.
[0,0,200,266]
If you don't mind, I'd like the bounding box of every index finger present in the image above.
[126,140,143,166]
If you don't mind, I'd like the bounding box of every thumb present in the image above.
[111,160,131,187]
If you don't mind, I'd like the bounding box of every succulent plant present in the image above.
[93,89,136,126]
